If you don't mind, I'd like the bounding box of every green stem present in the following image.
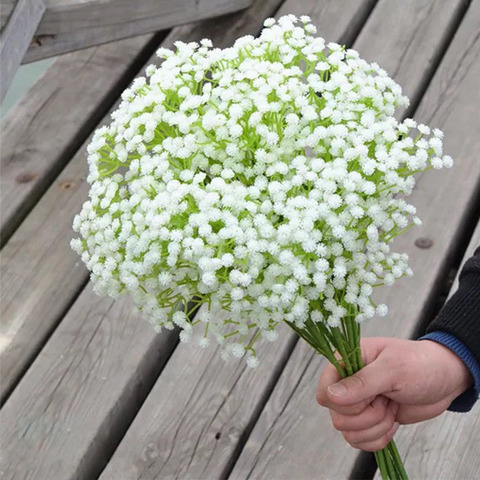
[383,445,398,479]
[375,451,389,480]
[388,441,409,480]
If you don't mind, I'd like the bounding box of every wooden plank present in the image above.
[374,220,480,480]
[0,285,179,480]
[355,0,469,119]
[0,1,16,31]
[274,0,377,46]
[97,2,379,479]
[0,0,48,101]
[98,319,296,480]
[0,34,167,403]
[0,0,286,477]
[0,141,93,403]
[23,0,254,63]
[229,1,480,479]
[0,32,163,247]
[0,0,282,406]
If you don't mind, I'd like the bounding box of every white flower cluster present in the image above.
[72,15,452,367]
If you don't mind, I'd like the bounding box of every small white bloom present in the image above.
[246,356,260,368]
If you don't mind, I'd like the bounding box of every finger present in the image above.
[342,403,397,445]
[316,362,342,407]
[396,397,452,425]
[326,359,395,407]
[349,422,400,452]
[317,363,376,415]
[330,396,394,431]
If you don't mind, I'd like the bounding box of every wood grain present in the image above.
[97,1,379,479]
[0,32,162,247]
[98,319,297,480]
[0,33,164,404]
[229,1,480,479]
[355,0,469,119]
[23,0,254,63]
[0,0,285,477]
[0,1,17,31]
[275,0,377,46]
[0,285,178,480]
[373,220,480,480]
[0,0,48,101]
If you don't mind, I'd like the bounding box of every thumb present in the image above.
[327,361,393,406]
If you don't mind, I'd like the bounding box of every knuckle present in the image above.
[316,389,327,407]
[315,385,326,407]
[381,404,391,423]
[372,405,385,424]
[352,402,367,415]
[342,430,355,443]
[350,374,367,391]
[349,441,364,451]
[330,412,344,431]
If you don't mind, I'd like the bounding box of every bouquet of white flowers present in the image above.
[71,14,452,480]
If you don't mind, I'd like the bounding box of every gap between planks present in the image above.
[373,219,480,480]
[229,1,480,479]
[0,31,166,248]
[0,31,168,406]
[98,2,385,480]
[0,2,290,480]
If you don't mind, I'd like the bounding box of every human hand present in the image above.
[316,337,473,451]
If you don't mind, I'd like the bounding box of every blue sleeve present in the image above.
[418,331,480,412]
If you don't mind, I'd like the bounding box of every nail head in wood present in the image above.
[415,237,433,249]
[60,181,75,190]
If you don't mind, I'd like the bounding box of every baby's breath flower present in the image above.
[72,15,451,368]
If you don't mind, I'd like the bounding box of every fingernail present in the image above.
[328,383,347,397]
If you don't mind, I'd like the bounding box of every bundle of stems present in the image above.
[286,315,409,480]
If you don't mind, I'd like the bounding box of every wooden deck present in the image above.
[1,0,480,479]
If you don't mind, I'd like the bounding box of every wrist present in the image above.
[420,339,473,398]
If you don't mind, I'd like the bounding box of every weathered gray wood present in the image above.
[232,340,335,480]
[355,0,469,120]
[98,319,296,480]
[96,2,378,479]
[0,285,179,480]
[0,0,283,407]
[0,139,92,404]
[0,0,285,476]
[0,0,48,101]
[0,34,166,403]
[0,32,162,247]
[0,0,16,31]
[229,1,480,479]
[23,0,254,63]
[373,220,480,480]
[275,0,377,46]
